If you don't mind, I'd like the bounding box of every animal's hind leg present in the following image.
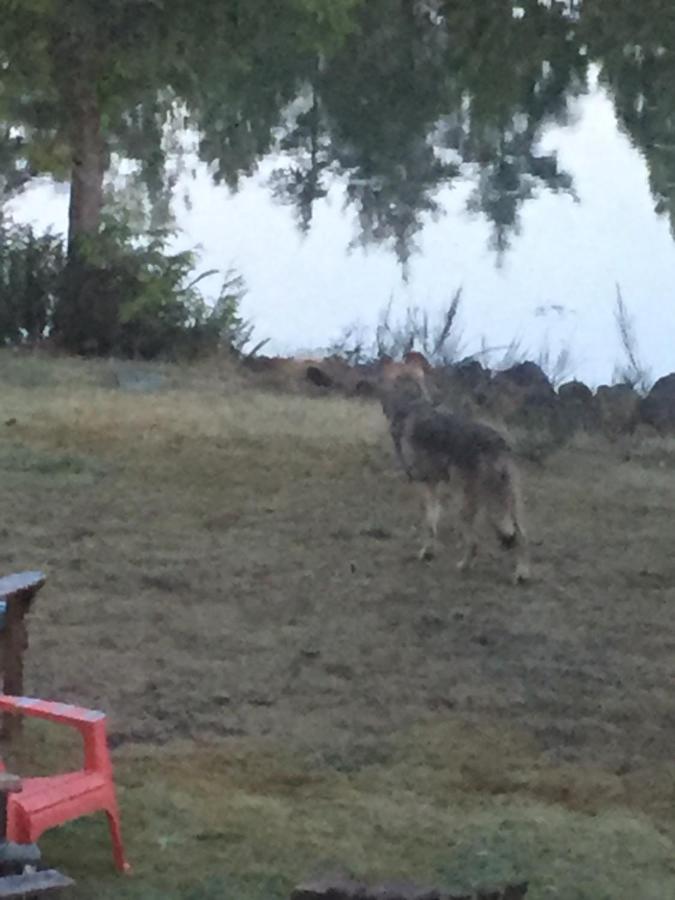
[418,482,442,561]
[457,474,479,572]
[491,463,531,584]
[510,482,531,584]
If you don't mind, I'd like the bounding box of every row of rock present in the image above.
[242,353,675,436]
[445,360,675,437]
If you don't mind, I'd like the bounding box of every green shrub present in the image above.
[0,216,252,359]
[0,219,64,345]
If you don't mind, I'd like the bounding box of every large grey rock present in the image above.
[558,380,598,432]
[596,384,639,435]
[495,361,554,394]
[452,359,492,392]
[640,373,675,433]
[558,380,593,404]
[485,363,563,442]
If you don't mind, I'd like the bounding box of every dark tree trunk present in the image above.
[53,60,118,355]
[67,79,105,256]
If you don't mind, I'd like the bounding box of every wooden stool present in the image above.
[0,573,46,741]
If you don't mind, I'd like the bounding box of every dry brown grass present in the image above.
[0,350,674,899]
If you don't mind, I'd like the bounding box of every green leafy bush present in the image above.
[0,216,252,359]
[0,219,64,345]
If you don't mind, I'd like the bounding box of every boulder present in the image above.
[557,380,598,432]
[452,359,491,393]
[306,365,334,388]
[595,383,639,436]
[639,373,675,433]
[558,380,593,404]
[490,362,556,427]
[241,355,349,393]
[495,361,554,394]
[431,359,491,413]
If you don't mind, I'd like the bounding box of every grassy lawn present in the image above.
[0,351,673,899]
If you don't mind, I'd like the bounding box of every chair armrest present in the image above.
[0,696,105,730]
[0,773,22,794]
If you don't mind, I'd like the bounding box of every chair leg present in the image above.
[5,802,34,845]
[105,806,130,873]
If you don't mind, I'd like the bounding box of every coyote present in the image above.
[379,361,530,584]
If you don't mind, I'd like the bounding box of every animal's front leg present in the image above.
[457,474,479,571]
[418,482,442,561]
[392,433,414,481]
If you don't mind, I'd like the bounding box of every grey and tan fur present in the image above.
[379,362,530,584]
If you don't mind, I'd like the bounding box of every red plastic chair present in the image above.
[0,695,130,873]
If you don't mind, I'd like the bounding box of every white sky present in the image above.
[8,80,675,387]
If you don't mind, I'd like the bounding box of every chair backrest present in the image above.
[0,573,46,608]
[0,573,46,740]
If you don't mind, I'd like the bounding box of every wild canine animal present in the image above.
[379,363,530,584]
